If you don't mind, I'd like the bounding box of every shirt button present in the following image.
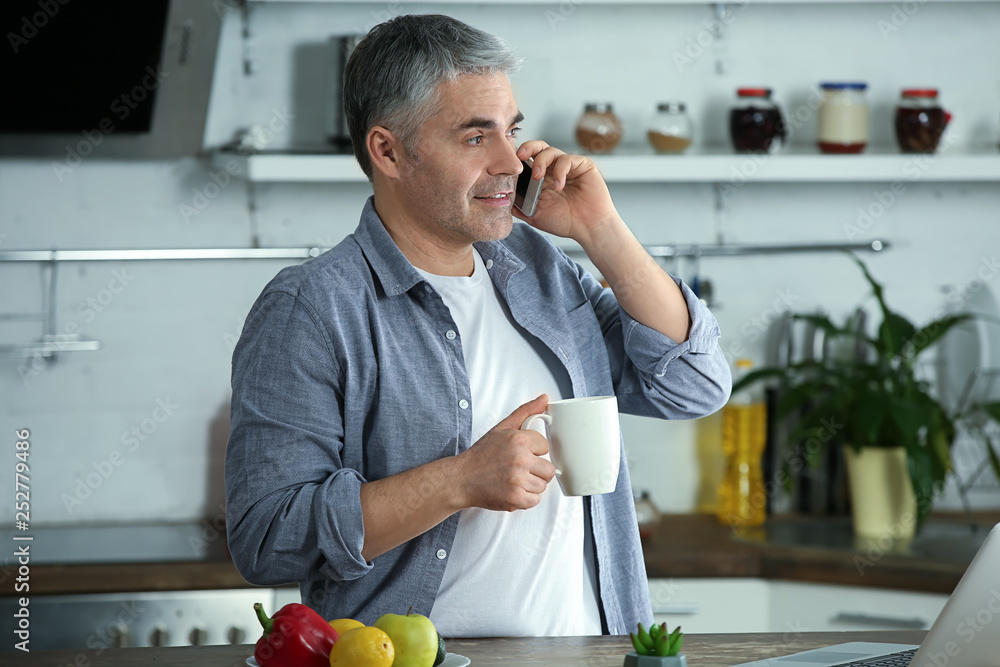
[486,259,494,270]
[424,284,432,293]
[445,330,456,340]
[436,549,447,560]
[459,399,469,410]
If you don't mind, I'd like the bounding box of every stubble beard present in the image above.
[464,177,517,243]
[462,206,514,243]
[402,152,515,245]
[434,185,516,245]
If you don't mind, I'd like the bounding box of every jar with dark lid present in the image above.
[575,103,622,154]
[647,102,693,154]
[894,88,952,153]
[729,87,786,153]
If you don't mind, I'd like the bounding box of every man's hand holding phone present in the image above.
[511,140,621,247]
[513,142,691,344]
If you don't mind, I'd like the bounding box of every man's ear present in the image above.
[368,126,406,180]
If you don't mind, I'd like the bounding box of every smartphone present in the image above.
[513,158,543,217]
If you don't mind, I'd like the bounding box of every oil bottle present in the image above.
[717,358,767,527]
[694,410,724,513]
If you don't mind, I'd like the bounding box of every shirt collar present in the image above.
[354,195,527,296]
[473,238,525,277]
[353,196,425,297]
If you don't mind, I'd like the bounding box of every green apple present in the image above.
[374,611,438,667]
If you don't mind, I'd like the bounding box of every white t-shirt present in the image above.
[417,248,603,637]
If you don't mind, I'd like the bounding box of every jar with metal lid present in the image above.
[729,87,786,153]
[647,102,693,154]
[817,82,869,154]
[575,103,622,154]
[894,88,952,153]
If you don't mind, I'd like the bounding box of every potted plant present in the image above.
[626,622,685,667]
[733,254,1000,537]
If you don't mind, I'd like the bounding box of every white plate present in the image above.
[247,652,470,667]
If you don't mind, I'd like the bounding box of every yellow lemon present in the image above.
[329,626,394,667]
[329,617,366,637]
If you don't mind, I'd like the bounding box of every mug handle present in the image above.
[519,413,562,478]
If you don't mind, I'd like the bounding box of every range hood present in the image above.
[0,0,223,160]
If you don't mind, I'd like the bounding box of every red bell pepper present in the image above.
[253,602,339,667]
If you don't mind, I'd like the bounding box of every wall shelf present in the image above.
[213,148,1000,184]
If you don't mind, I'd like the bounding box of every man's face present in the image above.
[395,73,524,246]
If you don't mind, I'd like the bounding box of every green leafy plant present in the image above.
[733,253,1000,530]
[630,622,683,657]
[956,403,1000,491]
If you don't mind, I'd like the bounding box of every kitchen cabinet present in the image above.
[649,577,771,633]
[769,581,948,633]
[648,578,948,633]
[273,586,302,609]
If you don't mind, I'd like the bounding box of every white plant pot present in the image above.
[843,446,917,540]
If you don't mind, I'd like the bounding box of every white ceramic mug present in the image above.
[520,395,621,496]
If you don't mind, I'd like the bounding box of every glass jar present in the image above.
[817,82,869,154]
[729,87,786,153]
[575,103,622,154]
[894,88,952,153]
[647,102,693,154]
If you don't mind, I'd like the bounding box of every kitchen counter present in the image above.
[642,513,997,594]
[0,521,252,596]
[5,630,926,666]
[3,513,996,597]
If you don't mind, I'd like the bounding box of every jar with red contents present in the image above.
[894,89,952,153]
[729,88,786,153]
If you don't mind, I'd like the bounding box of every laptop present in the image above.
[732,522,1000,667]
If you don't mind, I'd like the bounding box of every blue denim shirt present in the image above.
[225,197,731,634]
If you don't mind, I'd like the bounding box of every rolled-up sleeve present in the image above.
[580,264,732,420]
[225,288,373,587]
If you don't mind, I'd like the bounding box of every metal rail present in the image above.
[0,248,324,262]
[0,239,889,263]
[0,239,890,358]
[645,239,888,258]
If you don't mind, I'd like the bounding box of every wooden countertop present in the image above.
[4,513,995,597]
[2,560,253,596]
[641,513,994,594]
[5,630,926,666]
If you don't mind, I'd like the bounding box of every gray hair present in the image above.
[344,14,523,180]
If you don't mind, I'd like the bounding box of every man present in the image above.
[225,14,730,637]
